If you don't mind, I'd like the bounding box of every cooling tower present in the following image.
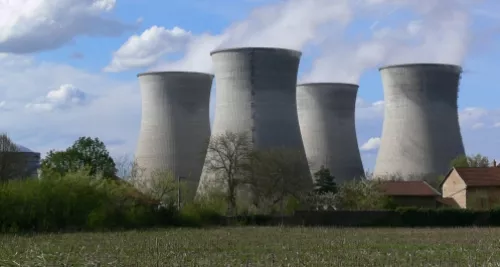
[297,83,364,183]
[197,47,312,195]
[374,63,465,182]
[135,71,212,198]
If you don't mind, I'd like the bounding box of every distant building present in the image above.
[441,167,500,210]
[379,180,441,208]
[7,144,41,179]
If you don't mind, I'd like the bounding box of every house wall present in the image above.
[441,170,467,208]
[391,196,438,208]
[466,187,500,210]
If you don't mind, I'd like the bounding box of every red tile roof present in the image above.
[454,167,500,187]
[379,181,440,196]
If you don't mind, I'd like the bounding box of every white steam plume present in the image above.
[151,0,353,73]
[150,0,498,83]
[302,0,482,83]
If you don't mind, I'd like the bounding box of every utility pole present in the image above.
[177,176,184,210]
[281,172,284,225]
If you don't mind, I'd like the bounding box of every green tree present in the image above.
[451,154,490,168]
[313,166,337,195]
[41,137,116,178]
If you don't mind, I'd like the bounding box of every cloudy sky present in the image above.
[1,0,499,171]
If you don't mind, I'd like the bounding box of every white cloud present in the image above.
[104,26,193,72]
[459,107,489,128]
[26,84,88,112]
[107,0,498,78]
[457,107,500,131]
[360,137,381,151]
[356,98,384,120]
[110,0,355,73]
[0,54,141,158]
[0,101,8,110]
[304,0,479,83]
[0,0,133,53]
[472,122,485,130]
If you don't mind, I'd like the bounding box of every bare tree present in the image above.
[136,170,180,208]
[202,131,252,215]
[0,133,27,182]
[244,148,312,214]
[115,155,184,208]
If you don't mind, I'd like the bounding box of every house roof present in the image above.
[379,180,440,196]
[452,167,500,187]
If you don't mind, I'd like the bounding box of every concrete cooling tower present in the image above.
[135,71,213,197]
[374,63,465,182]
[297,83,364,183]
[197,47,312,195]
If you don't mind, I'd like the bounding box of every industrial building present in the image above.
[12,144,40,179]
[17,145,41,178]
[374,63,465,182]
[0,144,40,180]
[297,83,364,183]
[197,47,312,195]
[135,71,212,197]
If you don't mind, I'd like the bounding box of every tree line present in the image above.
[0,131,495,232]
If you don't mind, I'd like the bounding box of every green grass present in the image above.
[1,227,500,266]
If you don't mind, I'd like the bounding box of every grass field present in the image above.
[1,227,500,266]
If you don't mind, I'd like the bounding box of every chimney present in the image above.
[493,159,497,167]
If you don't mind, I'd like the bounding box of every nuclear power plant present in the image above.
[373,63,465,182]
[297,83,364,183]
[135,71,212,196]
[197,47,312,194]
[131,45,469,200]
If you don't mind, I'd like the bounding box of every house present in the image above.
[441,167,500,210]
[378,180,441,208]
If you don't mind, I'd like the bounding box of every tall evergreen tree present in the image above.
[313,166,337,194]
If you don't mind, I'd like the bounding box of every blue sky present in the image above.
[0,0,499,171]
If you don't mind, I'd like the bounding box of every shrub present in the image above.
[176,202,222,226]
[0,170,175,233]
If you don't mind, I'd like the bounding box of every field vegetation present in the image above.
[1,227,500,266]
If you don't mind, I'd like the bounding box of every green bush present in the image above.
[488,208,500,225]
[176,202,222,226]
[0,171,176,232]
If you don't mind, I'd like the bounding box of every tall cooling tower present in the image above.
[374,63,465,182]
[135,71,213,197]
[197,47,312,194]
[297,83,364,183]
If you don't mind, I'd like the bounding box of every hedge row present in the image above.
[394,208,499,227]
[234,208,500,227]
[0,173,223,233]
[5,173,500,231]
